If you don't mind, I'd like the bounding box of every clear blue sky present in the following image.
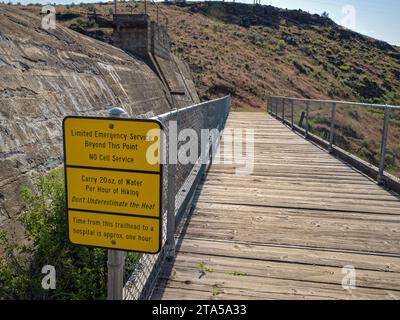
[7,0,400,46]
[263,0,400,46]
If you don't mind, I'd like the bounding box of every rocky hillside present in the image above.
[18,1,400,110]
[9,1,400,176]
[0,4,199,237]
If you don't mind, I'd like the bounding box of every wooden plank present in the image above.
[164,252,400,291]
[154,268,400,300]
[178,239,400,273]
[194,202,400,222]
[194,188,400,215]
[203,173,393,191]
[198,185,398,201]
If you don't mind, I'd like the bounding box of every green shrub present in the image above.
[246,34,267,48]
[255,40,263,47]
[385,150,396,168]
[246,34,256,43]
[302,46,316,56]
[293,60,309,75]
[321,11,329,18]
[339,65,351,72]
[276,39,286,51]
[0,169,109,299]
[70,18,97,30]
[233,31,244,38]
[263,44,275,52]
[212,22,224,33]
[86,4,95,12]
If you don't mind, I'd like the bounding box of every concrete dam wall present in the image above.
[0,6,199,233]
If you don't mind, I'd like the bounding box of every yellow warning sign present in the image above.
[64,117,161,172]
[68,210,160,253]
[66,167,160,217]
[63,117,162,253]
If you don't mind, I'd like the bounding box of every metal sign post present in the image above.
[291,100,294,130]
[305,101,310,138]
[329,102,336,153]
[107,249,125,300]
[107,107,127,301]
[63,107,163,300]
[378,107,390,185]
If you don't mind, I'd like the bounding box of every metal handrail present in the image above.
[122,96,231,300]
[154,95,229,121]
[269,95,400,110]
[114,0,169,29]
[145,0,169,29]
[267,96,398,186]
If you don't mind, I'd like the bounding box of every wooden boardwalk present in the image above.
[152,112,400,300]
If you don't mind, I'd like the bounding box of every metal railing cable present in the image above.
[267,96,400,191]
[269,96,400,110]
[122,95,230,300]
[142,0,168,29]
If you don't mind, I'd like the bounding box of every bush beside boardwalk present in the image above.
[0,170,141,299]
